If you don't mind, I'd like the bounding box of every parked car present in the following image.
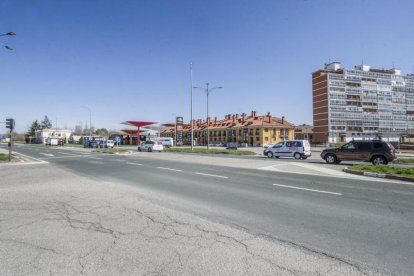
[138,141,164,152]
[226,142,238,150]
[88,140,99,148]
[320,140,396,165]
[105,140,114,148]
[263,144,274,149]
[264,140,311,159]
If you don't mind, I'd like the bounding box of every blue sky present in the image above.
[1,0,413,132]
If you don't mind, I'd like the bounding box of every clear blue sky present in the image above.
[1,0,413,133]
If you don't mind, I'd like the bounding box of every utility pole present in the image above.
[190,62,194,150]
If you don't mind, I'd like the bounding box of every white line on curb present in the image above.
[195,172,228,179]
[272,184,342,196]
[87,157,103,160]
[156,167,182,172]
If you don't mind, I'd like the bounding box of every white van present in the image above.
[263,140,311,160]
[152,137,174,148]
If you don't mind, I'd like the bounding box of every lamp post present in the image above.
[193,83,222,150]
[0,32,16,50]
[190,63,194,150]
[81,106,92,137]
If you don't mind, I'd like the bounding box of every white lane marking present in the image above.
[57,152,78,156]
[0,161,48,167]
[39,153,54,157]
[156,166,182,172]
[272,184,342,196]
[87,157,102,160]
[195,172,229,179]
[9,151,48,163]
[126,162,143,166]
[38,154,103,160]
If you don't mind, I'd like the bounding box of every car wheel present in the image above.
[325,153,337,164]
[294,152,301,160]
[302,156,308,160]
[372,155,387,165]
[266,152,273,158]
[148,147,152,152]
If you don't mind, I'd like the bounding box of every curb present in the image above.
[343,168,414,183]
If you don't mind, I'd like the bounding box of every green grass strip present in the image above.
[351,164,414,178]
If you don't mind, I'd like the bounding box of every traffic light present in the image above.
[5,118,15,130]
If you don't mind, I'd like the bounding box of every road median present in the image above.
[344,165,414,182]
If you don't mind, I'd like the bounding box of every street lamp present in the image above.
[81,106,92,137]
[193,83,222,150]
[0,31,16,50]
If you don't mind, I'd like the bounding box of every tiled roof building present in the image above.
[161,111,295,146]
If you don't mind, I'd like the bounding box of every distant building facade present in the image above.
[294,124,313,143]
[161,111,295,146]
[34,129,72,144]
[312,62,414,143]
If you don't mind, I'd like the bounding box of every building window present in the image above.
[256,137,260,141]
[264,128,268,132]
[255,129,260,136]
[265,137,269,141]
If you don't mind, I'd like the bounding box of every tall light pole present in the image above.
[190,63,194,150]
[0,32,16,50]
[193,83,222,150]
[81,106,92,137]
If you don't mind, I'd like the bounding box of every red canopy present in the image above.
[121,129,145,135]
[122,121,157,127]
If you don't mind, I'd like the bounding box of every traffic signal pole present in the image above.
[9,130,12,162]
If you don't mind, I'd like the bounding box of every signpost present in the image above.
[5,118,15,162]
[175,117,183,146]
[114,136,121,152]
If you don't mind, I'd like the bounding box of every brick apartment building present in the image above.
[161,111,295,146]
[312,62,414,143]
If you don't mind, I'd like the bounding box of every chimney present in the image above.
[266,112,271,123]
[207,117,211,125]
[251,111,256,117]
[282,116,285,124]
[232,114,235,122]
[214,117,217,124]
[242,113,246,123]
[235,114,239,119]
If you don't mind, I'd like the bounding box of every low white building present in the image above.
[35,129,72,144]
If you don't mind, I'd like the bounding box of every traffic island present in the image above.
[344,165,414,182]
[164,147,256,155]
[91,149,129,154]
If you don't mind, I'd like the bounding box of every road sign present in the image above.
[114,136,121,143]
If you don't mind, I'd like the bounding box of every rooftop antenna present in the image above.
[392,61,395,69]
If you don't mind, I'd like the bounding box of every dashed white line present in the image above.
[272,184,342,196]
[57,152,78,156]
[126,162,143,166]
[87,157,103,160]
[39,153,54,157]
[195,172,229,179]
[156,167,182,172]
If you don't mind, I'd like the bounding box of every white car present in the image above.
[138,141,164,152]
[105,140,114,148]
[263,140,311,160]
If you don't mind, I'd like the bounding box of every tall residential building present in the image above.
[312,62,414,143]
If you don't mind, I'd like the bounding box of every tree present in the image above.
[27,120,41,136]
[41,115,53,129]
[95,128,109,137]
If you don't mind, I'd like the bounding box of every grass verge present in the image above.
[351,164,414,178]
[164,147,255,155]
[0,153,8,162]
[393,158,414,164]
[92,149,128,154]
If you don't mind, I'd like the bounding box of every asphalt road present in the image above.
[2,144,414,275]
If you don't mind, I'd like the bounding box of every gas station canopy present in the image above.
[121,121,157,127]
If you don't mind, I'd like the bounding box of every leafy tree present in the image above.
[27,120,41,136]
[41,115,53,129]
[95,128,109,137]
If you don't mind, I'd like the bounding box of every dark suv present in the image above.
[320,140,396,165]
